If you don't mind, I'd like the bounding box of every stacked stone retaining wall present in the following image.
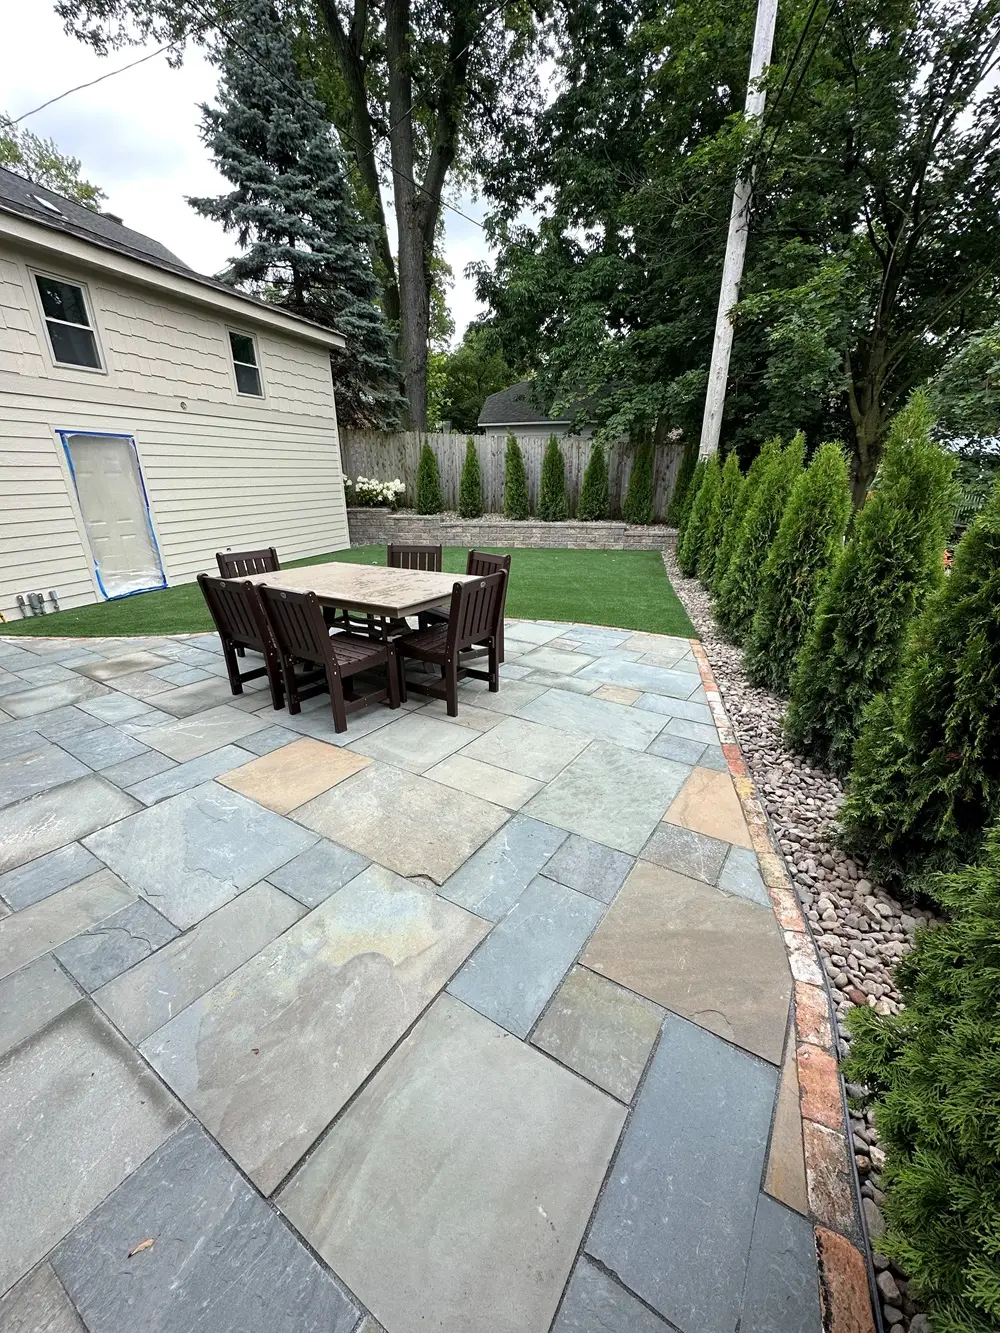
[346,508,677,550]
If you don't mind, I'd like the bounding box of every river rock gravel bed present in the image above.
[664,546,933,1331]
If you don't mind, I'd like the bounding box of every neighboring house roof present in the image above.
[0,166,345,348]
[478,380,572,428]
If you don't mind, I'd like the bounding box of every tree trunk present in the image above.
[845,341,889,507]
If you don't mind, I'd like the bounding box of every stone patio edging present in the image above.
[690,640,878,1333]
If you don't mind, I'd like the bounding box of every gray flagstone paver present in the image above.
[641,822,730,884]
[460,715,588,782]
[0,870,136,980]
[0,1263,86,1332]
[576,657,704,699]
[632,691,715,725]
[518,688,667,751]
[439,814,568,920]
[718,845,770,907]
[348,711,471,773]
[0,676,110,719]
[53,898,179,993]
[0,956,80,1059]
[265,837,369,908]
[54,724,151,771]
[740,1194,824,1333]
[538,832,634,904]
[99,748,176,789]
[553,1257,672,1331]
[124,745,255,805]
[0,842,102,911]
[0,775,139,874]
[0,741,89,809]
[140,704,268,762]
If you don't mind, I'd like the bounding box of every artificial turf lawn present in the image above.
[1,546,695,639]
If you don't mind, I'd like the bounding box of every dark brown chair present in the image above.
[387,543,443,572]
[197,574,283,710]
[397,572,507,716]
[258,583,400,733]
[424,550,512,662]
[216,546,280,578]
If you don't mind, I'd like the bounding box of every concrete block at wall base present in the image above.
[346,509,678,551]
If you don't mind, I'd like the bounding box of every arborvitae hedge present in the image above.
[716,434,804,644]
[458,436,483,518]
[698,452,743,586]
[712,439,780,597]
[539,434,569,521]
[503,433,530,519]
[785,396,956,774]
[678,459,706,544]
[666,437,698,526]
[840,477,1000,883]
[844,824,1000,1331]
[677,454,720,576]
[622,437,655,524]
[578,441,609,520]
[416,441,442,514]
[743,441,852,694]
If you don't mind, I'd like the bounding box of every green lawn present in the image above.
[2,546,694,639]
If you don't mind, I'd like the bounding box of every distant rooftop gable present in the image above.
[478,380,571,428]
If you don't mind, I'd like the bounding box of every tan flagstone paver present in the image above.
[218,738,370,814]
[664,765,753,848]
[765,1035,810,1215]
[592,683,642,705]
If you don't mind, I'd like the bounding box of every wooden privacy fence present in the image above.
[340,430,686,520]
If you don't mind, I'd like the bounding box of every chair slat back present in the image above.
[387,543,443,572]
[447,572,507,653]
[198,574,267,649]
[216,546,280,579]
[259,585,332,667]
[466,550,511,579]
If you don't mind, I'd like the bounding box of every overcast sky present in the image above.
[1,5,489,343]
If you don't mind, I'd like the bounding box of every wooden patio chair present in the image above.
[387,543,443,572]
[396,571,507,717]
[215,546,280,578]
[197,573,283,710]
[258,583,400,733]
[423,550,512,662]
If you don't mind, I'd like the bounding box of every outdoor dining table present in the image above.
[238,560,481,624]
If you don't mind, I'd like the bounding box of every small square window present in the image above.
[229,330,262,396]
[35,275,101,369]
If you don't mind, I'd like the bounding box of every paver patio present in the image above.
[0,619,826,1332]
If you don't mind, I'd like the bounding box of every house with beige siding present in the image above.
[0,166,350,621]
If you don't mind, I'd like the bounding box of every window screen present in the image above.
[229,330,262,395]
[35,276,101,369]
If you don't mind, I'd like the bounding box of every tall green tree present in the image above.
[666,438,698,527]
[712,438,780,595]
[841,477,1000,882]
[677,459,706,544]
[622,437,655,524]
[698,452,743,586]
[458,436,483,518]
[416,441,443,513]
[785,396,956,774]
[188,0,401,428]
[430,323,517,433]
[539,434,569,521]
[504,433,530,519]
[742,442,852,694]
[578,441,610,520]
[677,454,720,576]
[0,114,105,208]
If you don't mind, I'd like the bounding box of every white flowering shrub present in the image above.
[344,476,407,509]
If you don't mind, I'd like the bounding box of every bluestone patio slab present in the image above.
[524,741,690,854]
[99,748,176,789]
[719,845,770,906]
[633,692,715,725]
[522,670,602,694]
[0,842,103,911]
[581,860,791,1064]
[348,711,471,773]
[764,1034,810,1215]
[143,865,488,1193]
[0,775,139,874]
[278,994,625,1333]
[448,874,604,1037]
[499,661,531,678]
[412,697,502,730]
[218,737,370,813]
[586,1014,778,1333]
[425,753,543,809]
[53,897,179,992]
[0,741,89,809]
[553,1257,672,1332]
[540,832,634,904]
[664,714,721,746]
[74,652,170,682]
[277,697,400,741]
[665,764,753,848]
[52,1121,360,1333]
[0,1004,184,1297]
[502,620,567,645]
[84,782,318,928]
[460,715,588,781]
[518,688,666,751]
[592,682,641,705]
[23,705,106,741]
[238,723,300,755]
[99,670,174,700]
[266,837,369,908]
[698,742,729,769]
[465,678,549,715]
[149,662,212,685]
[532,965,662,1101]
[0,870,135,980]
[514,647,596,675]
[140,703,268,762]
[646,732,707,764]
[152,678,241,718]
[438,814,568,919]
[641,822,730,884]
[0,724,46,760]
[740,1194,823,1333]
[0,676,109,719]
[93,882,305,1044]
[0,956,80,1058]
[0,1263,86,1331]
[54,725,150,771]
[294,763,508,884]
[125,743,256,805]
[577,657,702,699]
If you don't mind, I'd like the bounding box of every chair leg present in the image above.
[265,653,284,710]
[386,649,401,709]
[282,659,301,714]
[329,670,349,733]
[498,619,505,665]
[488,640,499,692]
[221,639,243,695]
[446,660,458,717]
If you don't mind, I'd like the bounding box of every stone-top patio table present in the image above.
[0,616,868,1333]
[238,560,481,619]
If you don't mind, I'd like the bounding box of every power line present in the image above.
[13,43,178,124]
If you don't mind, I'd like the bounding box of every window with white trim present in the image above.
[35,275,102,369]
[229,330,263,396]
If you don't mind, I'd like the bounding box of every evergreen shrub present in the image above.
[844,824,1000,1332]
[458,436,483,518]
[416,441,442,514]
[712,439,780,596]
[504,433,530,519]
[578,441,610,520]
[840,477,1000,882]
[539,434,569,521]
[666,438,698,526]
[678,459,705,542]
[716,434,804,644]
[785,396,956,774]
[622,438,655,524]
[698,452,743,586]
[677,455,720,576]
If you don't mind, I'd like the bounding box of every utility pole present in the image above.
[698,0,779,458]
